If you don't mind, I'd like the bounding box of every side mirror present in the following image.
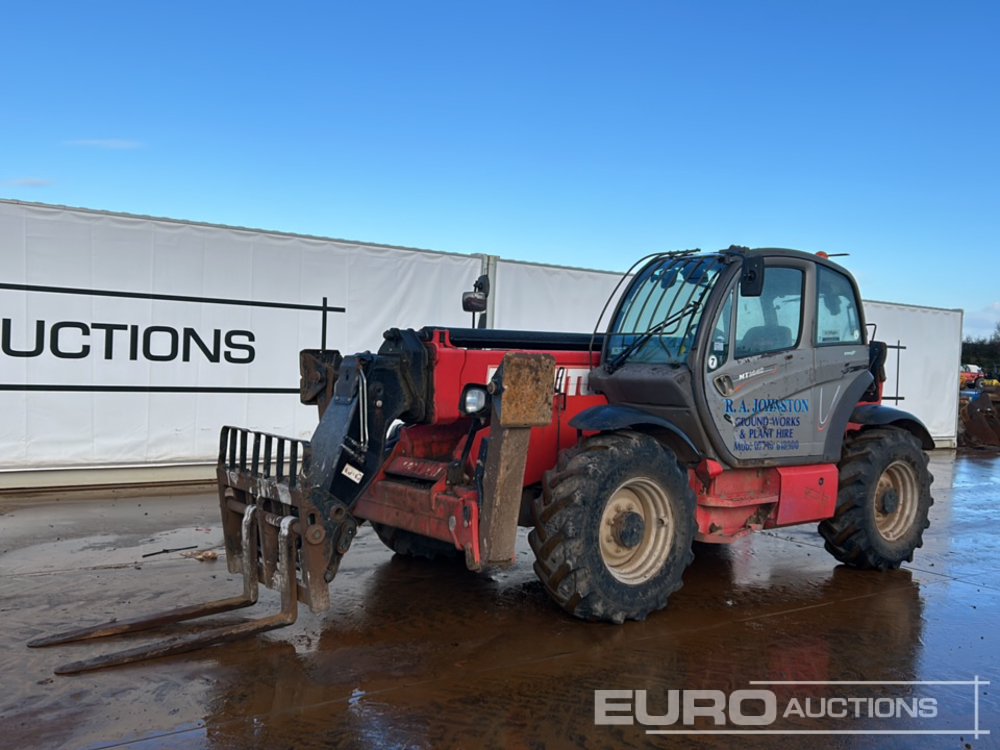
[740,257,764,297]
[462,291,488,313]
[462,274,490,313]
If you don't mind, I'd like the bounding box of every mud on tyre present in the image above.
[819,427,933,570]
[528,431,697,623]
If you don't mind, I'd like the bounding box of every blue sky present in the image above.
[2,2,998,337]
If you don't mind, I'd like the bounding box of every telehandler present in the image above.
[31,247,933,674]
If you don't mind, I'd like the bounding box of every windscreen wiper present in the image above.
[605,302,698,373]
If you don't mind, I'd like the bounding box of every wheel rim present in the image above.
[874,460,920,542]
[599,477,675,584]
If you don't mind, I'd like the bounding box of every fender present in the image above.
[850,404,935,450]
[570,404,702,462]
[819,370,875,463]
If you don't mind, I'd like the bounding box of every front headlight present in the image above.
[462,386,489,415]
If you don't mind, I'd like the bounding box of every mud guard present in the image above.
[850,404,935,450]
[569,404,701,462]
[818,371,876,463]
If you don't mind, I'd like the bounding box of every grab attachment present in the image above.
[29,504,300,675]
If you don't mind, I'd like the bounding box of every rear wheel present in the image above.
[819,428,933,569]
[528,431,697,623]
[371,522,463,561]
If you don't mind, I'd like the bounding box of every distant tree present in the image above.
[962,324,1000,377]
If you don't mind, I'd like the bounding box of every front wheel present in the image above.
[819,428,933,569]
[528,431,697,624]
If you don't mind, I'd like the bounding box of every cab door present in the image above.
[702,260,821,464]
[811,264,871,451]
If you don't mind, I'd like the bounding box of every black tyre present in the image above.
[819,428,933,569]
[371,522,463,561]
[528,431,697,624]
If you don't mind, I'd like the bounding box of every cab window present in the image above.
[734,266,804,358]
[816,266,863,346]
[706,289,733,372]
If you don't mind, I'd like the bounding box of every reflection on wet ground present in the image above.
[0,450,996,749]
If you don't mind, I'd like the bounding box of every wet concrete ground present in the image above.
[0,451,997,750]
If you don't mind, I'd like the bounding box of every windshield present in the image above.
[605,254,726,368]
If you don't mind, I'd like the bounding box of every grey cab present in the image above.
[578,247,933,468]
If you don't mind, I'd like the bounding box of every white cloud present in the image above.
[64,138,144,150]
[6,177,53,187]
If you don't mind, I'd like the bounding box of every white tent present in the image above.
[0,200,960,488]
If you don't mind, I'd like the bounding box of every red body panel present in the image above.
[353,421,483,565]
[772,465,838,526]
[422,329,607,486]
[691,462,838,542]
[691,464,780,542]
